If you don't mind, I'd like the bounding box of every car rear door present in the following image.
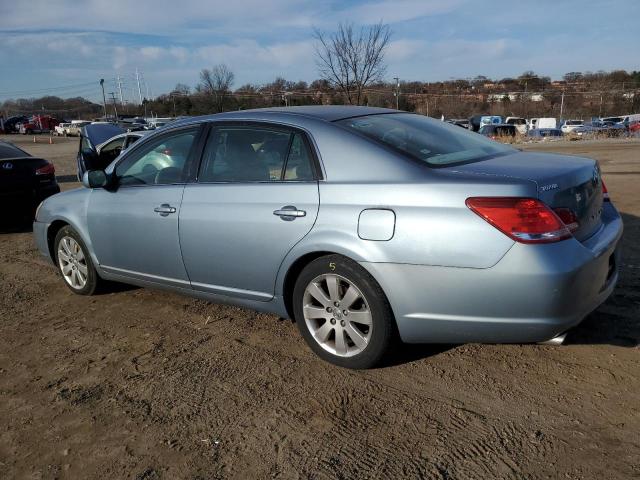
[87,125,202,286]
[179,123,320,301]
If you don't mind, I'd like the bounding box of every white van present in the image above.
[536,118,557,129]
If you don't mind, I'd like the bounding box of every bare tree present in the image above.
[314,22,391,105]
[198,64,235,112]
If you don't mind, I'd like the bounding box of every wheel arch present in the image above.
[47,219,70,261]
[282,251,336,320]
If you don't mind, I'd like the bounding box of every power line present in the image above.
[0,81,98,97]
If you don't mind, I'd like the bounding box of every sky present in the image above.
[0,0,638,103]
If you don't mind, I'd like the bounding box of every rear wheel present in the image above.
[293,254,394,369]
[54,226,100,295]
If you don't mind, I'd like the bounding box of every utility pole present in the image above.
[135,68,143,105]
[117,75,125,105]
[99,79,107,118]
[109,92,118,120]
[393,77,400,109]
[559,90,565,120]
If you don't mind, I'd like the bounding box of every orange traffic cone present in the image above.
[33,136,37,143]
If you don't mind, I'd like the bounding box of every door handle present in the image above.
[154,203,177,216]
[273,205,306,221]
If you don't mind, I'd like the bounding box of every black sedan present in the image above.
[0,140,60,223]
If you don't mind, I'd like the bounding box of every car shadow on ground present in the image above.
[56,174,79,183]
[0,221,33,234]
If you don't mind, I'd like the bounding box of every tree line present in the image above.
[2,22,639,120]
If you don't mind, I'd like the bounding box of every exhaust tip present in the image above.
[539,332,567,346]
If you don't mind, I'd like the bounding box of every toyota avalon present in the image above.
[32,107,622,369]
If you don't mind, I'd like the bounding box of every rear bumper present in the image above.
[361,203,623,343]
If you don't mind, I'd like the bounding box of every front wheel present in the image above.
[293,254,395,369]
[54,226,100,295]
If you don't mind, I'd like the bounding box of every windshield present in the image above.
[338,113,515,166]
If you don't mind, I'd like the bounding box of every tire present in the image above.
[54,226,100,295]
[293,254,395,369]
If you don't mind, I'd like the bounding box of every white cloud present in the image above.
[342,0,465,24]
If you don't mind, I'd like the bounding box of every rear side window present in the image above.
[338,113,514,167]
[199,126,315,182]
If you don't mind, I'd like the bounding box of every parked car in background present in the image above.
[600,116,623,125]
[54,123,71,136]
[66,121,91,137]
[445,119,470,129]
[505,117,527,134]
[527,128,563,139]
[480,115,503,128]
[560,120,584,134]
[574,121,626,137]
[3,116,28,133]
[528,118,539,131]
[0,140,59,223]
[629,119,640,136]
[536,118,557,129]
[479,124,517,140]
[33,106,622,369]
[18,115,60,134]
[621,114,640,130]
[76,123,125,179]
[468,114,490,132]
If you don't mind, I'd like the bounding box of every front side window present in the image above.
[199,126,315,182]
[338,113,515,166]
[116,128,197,186]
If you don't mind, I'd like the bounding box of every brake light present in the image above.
[553,207,579,232]
[466,197,571,244]
[35,163,55,175]
[601,179,610,202]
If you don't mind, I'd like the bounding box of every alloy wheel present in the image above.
[302,274,373,357]
[57,236,88,290]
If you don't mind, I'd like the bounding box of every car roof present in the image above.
[170,106,400,128]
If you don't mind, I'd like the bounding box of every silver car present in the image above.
[33,107,623,369]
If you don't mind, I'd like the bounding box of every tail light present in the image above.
[35,162,55,176]
[466,197,571,244]
[602,179,610,202]
[552,208,579,232]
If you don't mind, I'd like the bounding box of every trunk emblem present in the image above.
[1,162,13,170]
[539,183,558,192]
[575,193,582,203]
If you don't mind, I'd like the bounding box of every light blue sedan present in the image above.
[33,107,623,369]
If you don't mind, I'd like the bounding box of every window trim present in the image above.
[194,120,323,185]
[112,124,205,189]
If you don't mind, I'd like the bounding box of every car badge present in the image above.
[575,193,582,202]
[1,162,13,170]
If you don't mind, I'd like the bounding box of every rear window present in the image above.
[338,113,515,166]
[0,142,29,159]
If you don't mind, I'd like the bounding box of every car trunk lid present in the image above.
[451,151,603,241]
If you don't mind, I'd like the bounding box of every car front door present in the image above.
[87,126,201,287]
[179,123,320,301]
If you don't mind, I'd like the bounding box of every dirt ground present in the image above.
[1,134,639,479]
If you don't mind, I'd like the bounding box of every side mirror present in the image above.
[82,170,108,189]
